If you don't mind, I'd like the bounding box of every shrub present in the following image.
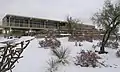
[68,36,75,42]
[39,37,61,48]
[68,35,93,42]
[92,44,97,50]
[74,50,101,68]
[51,47,70,65]
[116,49,120,57]
[46,58,58,72]
[46,47,70,72]
[112,42,119,49]
[96,41,119,49]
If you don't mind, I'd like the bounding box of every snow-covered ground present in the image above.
[1,37,120,72]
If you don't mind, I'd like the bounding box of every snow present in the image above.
[0,37,18,47]
[0,36,34,48]
[60,34,71,35]
[0,36,120,72]
[12,39,51,72]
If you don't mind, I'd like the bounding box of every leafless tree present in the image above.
[91,0,120,54]
[66,15,82,35]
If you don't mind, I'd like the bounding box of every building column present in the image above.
[8,28,12,35]
[8,16,11,27]
[28,29,32,36]
[44,21,46,28]
[28,19,30,28]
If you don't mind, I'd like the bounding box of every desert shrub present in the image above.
[85,36,93,42]
[68,35,93,42]
[116,49,120,57]
[51,47,70,65]
[68,36,75,42]
[92,44,97,50]
[39,37,61,48]
[51,39,61,49]
[46,47,70,72]
[46,58,58,72]
[74,50,101,68]
[96,41,119,49]
[112,42,119,49]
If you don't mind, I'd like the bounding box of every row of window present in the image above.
[4,17,63,26]
[3,23,61,29]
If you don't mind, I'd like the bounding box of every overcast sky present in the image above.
[0,0,116,24]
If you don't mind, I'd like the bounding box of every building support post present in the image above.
[28,29,32,36]
[44,21,46,28]
[8,16,11,36]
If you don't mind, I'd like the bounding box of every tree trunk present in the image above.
[99,29,109,54]
[99,31,111,54]
[101,30,111,50]
[99,24,118,54]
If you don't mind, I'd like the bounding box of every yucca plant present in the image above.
[116,49,120,57]
[47,58,58,72]
[51,47,70,65]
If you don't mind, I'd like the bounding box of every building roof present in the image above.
[3,14,95,27]
[3,14,67,23]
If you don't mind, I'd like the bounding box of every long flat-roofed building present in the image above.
[1,14,67,35]
[0,14,101,38]
[2,14,67,29]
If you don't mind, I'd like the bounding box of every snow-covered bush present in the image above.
[112,42,119,49]
[68,36,84,42]
[46,58,58,72]
[51,47,70,65]
[116,49,120,57]
[39,36,61,48]
[68,35,93,42]
[92,44,97,50]
[74,50,101,68]
[85,36,93,42]
[68,36,76,42]
[46,47,70,72]
[97,41,119,49]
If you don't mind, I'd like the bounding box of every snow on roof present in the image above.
[60,34,71,35]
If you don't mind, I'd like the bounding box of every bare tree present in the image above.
[0,40,31,72]
[91,0,120,54]
[66,16,82,36]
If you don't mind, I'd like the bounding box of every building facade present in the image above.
[0,14,101,38]
[1,14,67,35]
